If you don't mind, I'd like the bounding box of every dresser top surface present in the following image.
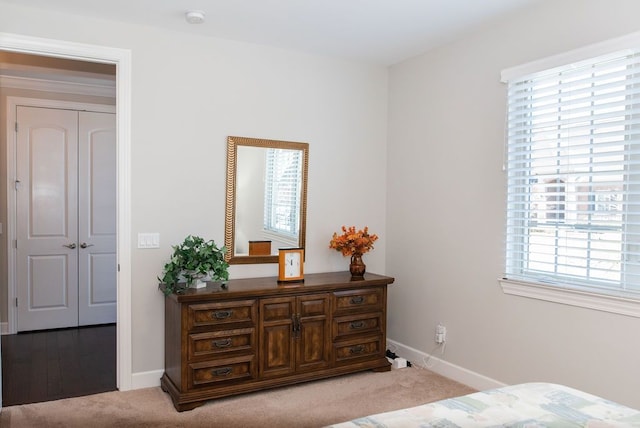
[163,271,394,302]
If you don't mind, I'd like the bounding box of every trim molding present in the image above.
[0,74,115,97]
[386,338,505,392]
[501,30,640,82]
[499,278,640,318]
[131,369,163,390]
[0,31,133,392]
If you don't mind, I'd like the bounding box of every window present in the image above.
[263,148,302,241]
[502,44,640,303]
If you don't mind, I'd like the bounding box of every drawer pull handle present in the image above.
[349,345,365,355]
[212,338,232,348]
[212,310,233,320]
[211,367,233,377]
[350,296,365,305]
[349,321,365,330]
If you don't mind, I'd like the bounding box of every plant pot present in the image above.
[191,276,207,289]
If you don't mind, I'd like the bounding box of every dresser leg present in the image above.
[174,401,205,412]
[371,359,392,372]
[160,373,205,411]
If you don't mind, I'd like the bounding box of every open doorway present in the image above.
[0,33,133,407]
[1,51,116,405]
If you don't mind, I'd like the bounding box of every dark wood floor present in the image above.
[1,324,117,406]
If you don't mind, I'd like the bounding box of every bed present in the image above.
[326,382,640,427]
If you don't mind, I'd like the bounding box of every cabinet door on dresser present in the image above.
[297,293,332,371]
[259,293,331,378]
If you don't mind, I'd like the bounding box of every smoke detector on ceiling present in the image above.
[185,10,205,24]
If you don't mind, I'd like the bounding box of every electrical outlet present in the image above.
[435,323,446,344]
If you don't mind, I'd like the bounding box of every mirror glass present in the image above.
[224,136,308,264]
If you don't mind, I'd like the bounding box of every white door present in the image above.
[16,106,116,331]
[78,111,117,325]
[16,107,79,331]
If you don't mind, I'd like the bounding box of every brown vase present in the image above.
[349,253,366,279]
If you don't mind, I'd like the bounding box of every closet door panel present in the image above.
[16,106,79,331]
[78,111,117,326]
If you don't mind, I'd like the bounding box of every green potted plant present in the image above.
[158,235,229,295]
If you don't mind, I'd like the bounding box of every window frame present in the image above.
[500,31,640,317]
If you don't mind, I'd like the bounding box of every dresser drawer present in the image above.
[333,336,383,364]
[187,299,257,330]
[188,355,256,389]
[188,328,255,360]
[333,312,382,340]
[333,288,383,314]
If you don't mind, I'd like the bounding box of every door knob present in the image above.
[80,242,94,249]
[63,243,77,249]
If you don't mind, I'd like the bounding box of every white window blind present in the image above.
[264,148,302,238]
[504,48,640,298]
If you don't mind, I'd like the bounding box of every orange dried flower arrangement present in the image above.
[329,226,379,257]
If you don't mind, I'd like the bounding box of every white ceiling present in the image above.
[2,0,543,65]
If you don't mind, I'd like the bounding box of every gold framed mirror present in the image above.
[224,136,309,264]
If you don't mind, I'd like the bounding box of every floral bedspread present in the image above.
[326,382,640,427]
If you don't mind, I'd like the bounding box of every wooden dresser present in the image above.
[161,271,395,411]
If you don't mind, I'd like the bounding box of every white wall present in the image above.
[387,0,640,408]
[0,2,388,378]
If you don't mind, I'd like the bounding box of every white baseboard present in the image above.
[0,322,8,335]
[108,340,505,393]
[128,344,502,392]
[130,369,163,390]
[387,338,506,392]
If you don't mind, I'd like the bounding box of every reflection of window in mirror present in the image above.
[263,149,302,247]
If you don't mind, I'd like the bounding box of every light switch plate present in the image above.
[138,232,160,249]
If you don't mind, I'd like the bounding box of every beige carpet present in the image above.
[0,367,475,428]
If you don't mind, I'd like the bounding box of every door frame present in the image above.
[1,32,133,391]
[10,99,116,330]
